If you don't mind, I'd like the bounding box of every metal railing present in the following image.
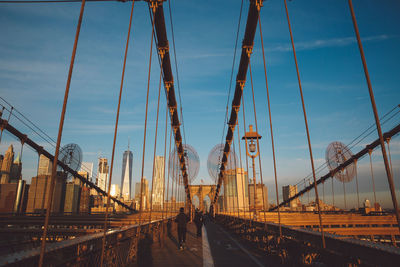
[216,214,400,266]
[1,217,175,266]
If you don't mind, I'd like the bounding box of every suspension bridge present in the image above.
[0,0,400,266]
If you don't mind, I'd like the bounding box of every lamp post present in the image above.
[242,125,262,213]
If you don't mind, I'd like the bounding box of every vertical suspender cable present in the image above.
[248,61,267,223]
[33,154,40,211]
[236,120,246,219]
[258,15,281,236]
[332,178,335,207]
[149,69,163,223]
[241,95,251,218]
[139,4,156,224]
[233,137,240,218]
[283,0,325,248]
[386,138,394,180]
[348,0,400,229]
[38,1,86,265]
[342,179,347,210]
[0,106,13,144]
[170,152,175,214]
[368,150,377,206]
[100,1,135,264]
[162,106,169,220]
[355,159,360,209]
[166,127,172,217]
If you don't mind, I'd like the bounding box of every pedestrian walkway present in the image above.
[132,222,203,267]
[132,218,272,267]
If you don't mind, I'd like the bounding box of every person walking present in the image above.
[194,209,203,237]
[175,207,189,250]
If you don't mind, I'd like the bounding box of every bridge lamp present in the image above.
[242,125,262,212]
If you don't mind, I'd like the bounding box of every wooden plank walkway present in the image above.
[131,217,273,267]
[132,222,203,267]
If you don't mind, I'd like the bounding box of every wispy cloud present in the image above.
[266,34,392,52]
[66,123,143,135]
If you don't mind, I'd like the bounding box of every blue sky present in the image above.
[1,0,400,208]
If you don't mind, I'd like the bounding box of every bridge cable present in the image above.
[348,0,400,230]
[149,67,163,223]
[241,94,251,217]
[354,159,360,209]
[173,151,177,212]
[172,149,177,213]
[138,2,156,225]
[0,101,112,195]
[368,150,377,206]
[32,154,40,212]
[290,105,400,198]
[233,137,241,218]
[38,0,86,266]
[248,60,267,224]
[236,117,246,219]
[273,119,400,211]
[100,0,135,264]
[385,138,394,187]
[0,106,13,144]
[283,0,325,248]
[166,126,172,218]
[0,106,4,143]
[162,106,169,220]
[228,139,236,215]
[258,15,282,236]
[217,0,244,180]
[331,177,335,207]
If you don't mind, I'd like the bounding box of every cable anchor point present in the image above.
[150,0,161,14]
[237,80,246,90]
[255,0,263,11]
[158,44,169,60]
[243,44,253,58]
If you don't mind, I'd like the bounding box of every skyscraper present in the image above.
[283,185,299,208]
[38,154,52,176]
[152,156,164,210]
[120,146,133,201]
[135,177,149,210]
[80,162,93,181]
[223,168,249,212]
[1,145,14,184]
[97,158,109,192]
[10,153,22,183]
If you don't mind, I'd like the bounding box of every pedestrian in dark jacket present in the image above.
[175,207,189,249]
[194,209,203,237]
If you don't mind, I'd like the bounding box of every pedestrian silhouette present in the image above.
[175,207,189,250]
[194,208,203,237]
